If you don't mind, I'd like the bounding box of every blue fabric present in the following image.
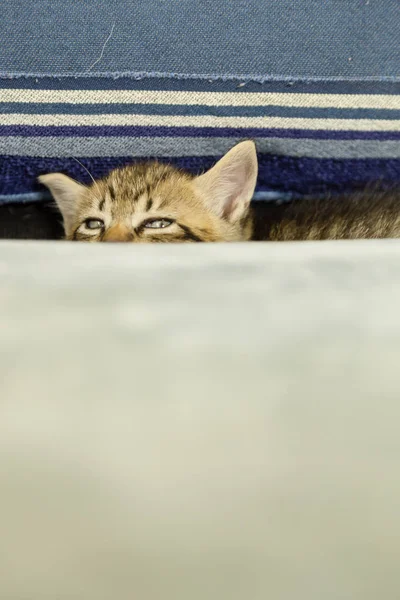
[0,1,399,202]
[1,0,399,80]
[2,155,400,200]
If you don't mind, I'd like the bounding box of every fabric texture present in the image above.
[0,1,399,202]
[1,0,399,79]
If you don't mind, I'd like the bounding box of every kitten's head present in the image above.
[39,141,257,243]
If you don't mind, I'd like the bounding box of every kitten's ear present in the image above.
[38,173,85,232]
[193,141,258,222]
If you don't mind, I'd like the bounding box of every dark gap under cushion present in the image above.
[0,203,63,239]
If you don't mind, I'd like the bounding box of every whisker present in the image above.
[71,157,97,186]
[71,157,102,198]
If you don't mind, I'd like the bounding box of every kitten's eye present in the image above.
[84,218,104,230]
[144,218,173,229]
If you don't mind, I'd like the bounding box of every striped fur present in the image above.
[39,141,257,243]
[252,187,400,241]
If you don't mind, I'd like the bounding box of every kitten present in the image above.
[39,141,400,242]
[39,142,256,243]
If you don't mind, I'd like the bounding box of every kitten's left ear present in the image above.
[38,173,86,232]
[193,140,258,222]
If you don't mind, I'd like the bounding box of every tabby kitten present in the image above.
[39,141,400,242]
[39,141,256,243]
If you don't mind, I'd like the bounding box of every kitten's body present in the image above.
[252,188,400,241]
[39,142,400,243]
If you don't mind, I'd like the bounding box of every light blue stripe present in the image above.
[253,191,293,202]
[0,192,52,205]
[0,190,293,205]
[1,136,399,158]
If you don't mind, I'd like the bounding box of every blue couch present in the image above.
[1,0,399,206]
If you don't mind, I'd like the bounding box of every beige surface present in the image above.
[0,240,400,599]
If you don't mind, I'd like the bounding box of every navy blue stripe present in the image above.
[1,154,400,197]
[1,102,400,120]
[1,76,400,95]
[1,125,399,141]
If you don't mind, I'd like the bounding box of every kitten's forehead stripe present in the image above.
[108,183,116,201]
[131,184,148,205]
[146,197,153,211]
[99,198,105,211]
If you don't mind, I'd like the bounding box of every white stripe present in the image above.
[0,89,400,110]
[2,113,400,131]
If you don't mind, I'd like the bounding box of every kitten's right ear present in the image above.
[38,173,85,232]
[193,140,258,223]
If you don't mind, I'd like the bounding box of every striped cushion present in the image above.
[1,0,399,203]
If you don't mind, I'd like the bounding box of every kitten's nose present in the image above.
[103,225,132,242]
